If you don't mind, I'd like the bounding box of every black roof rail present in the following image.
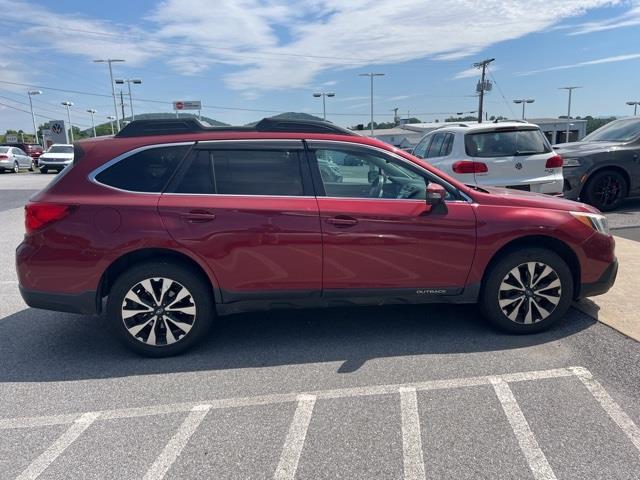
[114,117,357,138]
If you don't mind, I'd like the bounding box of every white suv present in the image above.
[412,122,563,195]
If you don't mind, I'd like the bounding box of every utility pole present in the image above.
[120,91,126,124]
[559,86,581,142]
[93,59,125,131]
[359,72,385,135]
[473,58,494,124]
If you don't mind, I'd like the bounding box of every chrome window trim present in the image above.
[305,139,472,203]
[88,142,195,194]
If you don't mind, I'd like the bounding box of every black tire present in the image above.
[106,261,214,357]
[12,161,19,173]
[40,167,48,174]
[582,169,627,212]
[479,248,573,334]
[29,160,35,172]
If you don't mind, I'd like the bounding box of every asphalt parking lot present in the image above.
[1,172,639,480]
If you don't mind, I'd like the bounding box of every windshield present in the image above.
[465,128,551,157]
[47,145,74,154]
[582,118,640,142]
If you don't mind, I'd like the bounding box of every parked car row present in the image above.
[409,117,640,211]
[0,143,74,174]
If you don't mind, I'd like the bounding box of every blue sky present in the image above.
[0,0,639,132]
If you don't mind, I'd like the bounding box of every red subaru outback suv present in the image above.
[16,118,617,356]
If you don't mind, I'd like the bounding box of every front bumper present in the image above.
[19,286,99,314]
[39,159,72,169]
[562,167,586,200]
[579,258,618,298]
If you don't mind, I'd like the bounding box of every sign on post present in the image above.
[5,134,18,143]
[49,120,68,144]
[173,100,202,119]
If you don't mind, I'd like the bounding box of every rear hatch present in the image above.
[464,126,558,190]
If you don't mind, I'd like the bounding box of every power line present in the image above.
[487,68,516,118]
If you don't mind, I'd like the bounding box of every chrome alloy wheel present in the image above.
[121,277,196,346]
[498,262,561,324]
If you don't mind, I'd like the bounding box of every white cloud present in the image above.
[516,53,640,76]
[0,0,621,94]
[567,1,640,35]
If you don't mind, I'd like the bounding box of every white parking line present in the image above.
[0,367,578,430]
[143,404,211,480]
[491,378,557,480]
[571,367,640,453]
[399,387,426,480]
[15,411,100,480]
[274,394,316,480]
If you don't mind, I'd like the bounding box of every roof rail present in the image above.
[492,119,529,124]
[114,117,357,138]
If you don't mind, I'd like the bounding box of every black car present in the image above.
[555,117,640,211]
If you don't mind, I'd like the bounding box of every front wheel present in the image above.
[479,248,573,334]
[106,262,213,357]
[29,160,35,172]
[12,162,19,173]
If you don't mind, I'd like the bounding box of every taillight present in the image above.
[452,160,488,174]
[545,155,563,168]
[0,155,8,160]
[25,203,72,234]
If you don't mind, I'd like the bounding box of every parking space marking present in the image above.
[491,378,557,480]
[399,387,426,480]
[15,411,100,480]
[571,367,640,452]
[274,394,316,480]
[0,367,582,431]
[142,404,212,480]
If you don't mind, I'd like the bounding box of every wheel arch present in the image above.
[584,165,631,195]
[98,248,222,307]
[481,235,581,299]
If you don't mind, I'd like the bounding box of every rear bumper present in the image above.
[579,258,618,298]
[19,287,99,315]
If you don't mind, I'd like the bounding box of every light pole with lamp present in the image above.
[106,116,116,135]
[115,78,142,121]
[93,59,125,131]
[358,73,385,135]
[312,92,335,120]
[61,101,74,143]
[626,101,640,116]
[513,99,535,120]
[559,86,581,142]
[27,90,42,145]
[86,109,97,137]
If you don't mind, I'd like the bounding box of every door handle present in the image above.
[326,215,358,227]
[182,210,216,223]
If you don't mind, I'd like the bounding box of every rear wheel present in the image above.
[582,170,627,212]
[479,248,573,333]
[106,262,213,357]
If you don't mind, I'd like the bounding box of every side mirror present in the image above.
[425,183,446,206]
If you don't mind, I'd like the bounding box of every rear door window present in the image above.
[425,133,446,158]
[95,145,190,192]
[412,136,432,158]
[465,129,551,157]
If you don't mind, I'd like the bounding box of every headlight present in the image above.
[571,211,609,234]
[563,158,581,167]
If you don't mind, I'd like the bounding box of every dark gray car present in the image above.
[555,117,640,211]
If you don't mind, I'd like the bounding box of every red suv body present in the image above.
[16,119,617,356]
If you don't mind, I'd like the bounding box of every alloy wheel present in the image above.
[13,162,19,173]
[498,262,561,324]
[121,277,196,346]
[593,174,622,208]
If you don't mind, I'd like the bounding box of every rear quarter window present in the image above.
[95,145,190,192]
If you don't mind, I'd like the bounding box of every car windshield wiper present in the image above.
[514,150,541,156]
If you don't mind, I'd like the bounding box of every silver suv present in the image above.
[412,122,563,195]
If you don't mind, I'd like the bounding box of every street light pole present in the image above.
[107,116,116,135]
[61,101,74,143]
[312,91,336,120]
[93,59,125,131]
[115,78,142,121]
[513,99,535,120]
[27,90,42,144]
[559,86,581,142]
[87,109,97,137]
[626,101,639,116]
[359,73,385,135]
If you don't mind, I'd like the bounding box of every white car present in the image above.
[38,144,74,174]
[412,122,563,195]
[0,146,35,172]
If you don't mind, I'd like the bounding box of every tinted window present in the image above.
[96,145,189,192]
[425,133,446,158]
[174,150,215,194]
[441,133,454,156]
[583,118,640,142]
[464,129,550,157]
[412,136,431,158]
